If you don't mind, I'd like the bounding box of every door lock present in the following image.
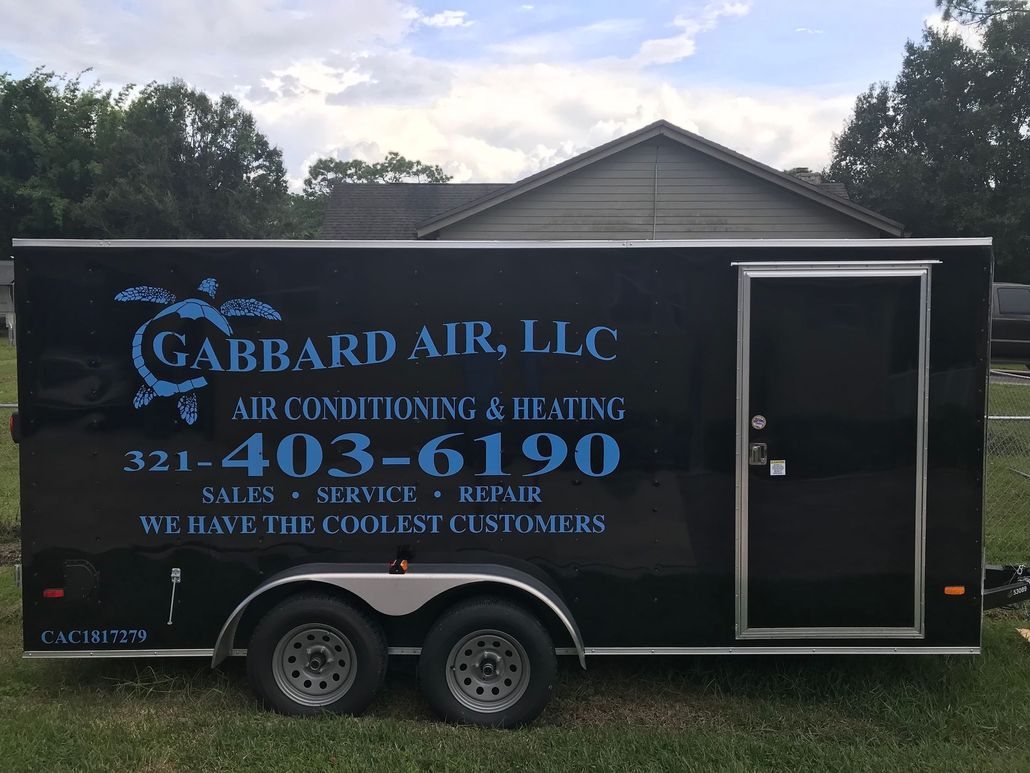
[748,442,767,466]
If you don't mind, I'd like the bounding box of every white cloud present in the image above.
[245,56,857,189]
[795,27,824,35]
[0,0,852,191]
[635,1,751,65]
[489,18,643,60]
[419,9,472,28]
[0,0,416,92]
[924,12,984,49]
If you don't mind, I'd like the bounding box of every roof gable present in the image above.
[416,120,903,238]
[319,183,507,239]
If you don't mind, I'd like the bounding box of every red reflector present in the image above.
[42,588,65,599]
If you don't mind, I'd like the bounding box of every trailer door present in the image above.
[735,262,931,640]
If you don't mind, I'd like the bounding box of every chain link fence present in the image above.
[986,369,1030,564]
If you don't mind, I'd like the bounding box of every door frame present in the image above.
[733,261,936,640]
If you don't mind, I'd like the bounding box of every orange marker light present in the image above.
[944,586,966,596]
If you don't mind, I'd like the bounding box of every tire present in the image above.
[418,598,556,728]
[246,593,387,716]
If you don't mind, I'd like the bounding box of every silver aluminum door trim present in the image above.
[735,262,931,640]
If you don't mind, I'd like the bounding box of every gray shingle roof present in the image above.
[416,120,894,237]
[319,183,508,239]
[817,182,851,200]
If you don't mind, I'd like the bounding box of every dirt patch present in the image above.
[0,541,20,565]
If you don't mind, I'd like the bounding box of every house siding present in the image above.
[436,138,881,240]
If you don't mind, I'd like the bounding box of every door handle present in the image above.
[748,443,767,466]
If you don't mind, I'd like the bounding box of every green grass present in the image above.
[0,572,1026,772]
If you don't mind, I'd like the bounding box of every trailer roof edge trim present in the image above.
[11,237,994,249]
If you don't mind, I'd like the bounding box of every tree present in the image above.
[936,0,1028,24]
[82,80,289,238]
[0,69,119,255]
[829,15,1030,280]
[293,151,452,236]
[302,151,451,198]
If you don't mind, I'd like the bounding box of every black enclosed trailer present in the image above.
[11,238,1027,726]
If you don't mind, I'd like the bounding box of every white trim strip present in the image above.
[23,647,428,659]
[24,644,979,660]
[12,238,993,249]
[555,647,979,656]
[24,648,219,659]
[731,260,942,267]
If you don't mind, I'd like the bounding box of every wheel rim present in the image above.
[445,629,530,713]
[271,623,357,707]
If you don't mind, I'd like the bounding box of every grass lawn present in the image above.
[0,570,1026,772]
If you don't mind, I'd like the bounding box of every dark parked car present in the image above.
[992,283,1030,363]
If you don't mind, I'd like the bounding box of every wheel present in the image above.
[418,598,556,728]
[246,593,387,716]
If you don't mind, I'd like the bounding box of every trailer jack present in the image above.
[166,568,181,625]
[983,565,1030,611]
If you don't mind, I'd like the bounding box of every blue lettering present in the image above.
[366,331,396,364]
[192,338,223,371]
[153,331,186,367]
[522,319,550,354]
[586,326,617,361]
[409,326,441,359]
[228,338,257,372]
[262,339,290,372]
[291,339,325,371]
[554,321,582,356]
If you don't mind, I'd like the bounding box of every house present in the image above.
[320,120,904,241]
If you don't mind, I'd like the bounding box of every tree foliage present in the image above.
[292,151,452,236]
[0,69,457,248]
[303,151,452,198]
[0,69,119,253]
[936,0,1028,24]
[2,70,456,245]
[81,80,289,238]
[829,14,1030,280]
[1,72,291,252]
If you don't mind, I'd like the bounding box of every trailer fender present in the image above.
[212,563,586,669]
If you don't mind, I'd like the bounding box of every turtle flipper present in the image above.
[177,393,198,425]
[220,298,282,320]
[116,287,176,304]
[133,385,158,408]
[198,278,218,298]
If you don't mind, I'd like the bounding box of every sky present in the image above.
[0,0,971,189]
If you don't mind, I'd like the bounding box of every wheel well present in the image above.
[232,580,380,650]
[229,579,576,652]
[411,582,576,649]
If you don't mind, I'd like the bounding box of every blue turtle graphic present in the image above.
[115,278,281,424]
